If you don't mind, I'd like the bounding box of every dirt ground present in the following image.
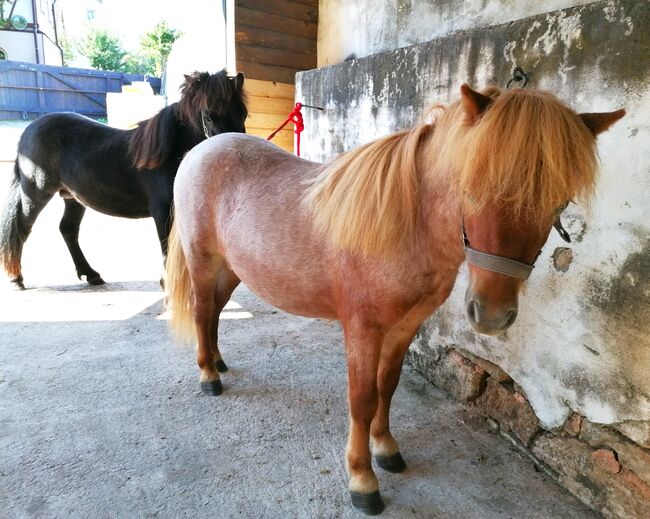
[0,157,598,518]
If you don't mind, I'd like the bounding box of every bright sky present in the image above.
[60,0,224,51]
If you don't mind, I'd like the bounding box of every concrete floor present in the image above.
[0,162,598,518]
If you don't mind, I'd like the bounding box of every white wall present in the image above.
[161,0,229,103]
[318,0,597,66]
[0,0,62,65]
[0,32,36,62]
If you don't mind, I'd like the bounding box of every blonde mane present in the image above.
[306,87,598,256]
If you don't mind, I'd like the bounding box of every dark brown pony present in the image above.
[165,84,623,515]
[0,70,247,289]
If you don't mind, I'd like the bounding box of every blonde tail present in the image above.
[165,221,195,341]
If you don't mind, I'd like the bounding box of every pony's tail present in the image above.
[165,220,196,342]
[0,159,26,282]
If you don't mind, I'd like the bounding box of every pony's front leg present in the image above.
[370,329,419,473]
[343,319,385,515]
[150,198,173,289]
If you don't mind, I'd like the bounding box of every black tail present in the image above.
[0,159,26,282]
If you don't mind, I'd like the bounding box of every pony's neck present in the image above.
[416,132,465,270]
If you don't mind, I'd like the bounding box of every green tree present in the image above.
[121,52,156,75]
[59,35,77,66]
[0,1,13,27]
[81,28,126,71]
[140,21,181,77]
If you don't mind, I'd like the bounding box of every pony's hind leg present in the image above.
[187,252,228,395]
[59,197,104,285]
[212,267,241,373]
[0,161,54,289]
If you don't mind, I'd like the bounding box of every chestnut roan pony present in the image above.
[0,70,247,289]
[165,85,624,515]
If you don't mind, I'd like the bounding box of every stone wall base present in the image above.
[406,347,650,518]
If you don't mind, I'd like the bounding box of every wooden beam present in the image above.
[237,60,299,84]
[247,111,301,130]
[236,0,317,23]
[247,95,295,115]
[237,43,316,70]
[244,78,294,100]
[236,7,317,40]
[235,24,316,55]
[247,128,294,152]
[281,0,317,6]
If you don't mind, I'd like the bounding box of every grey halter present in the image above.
[463,210,571,281]
[201,112,212,139]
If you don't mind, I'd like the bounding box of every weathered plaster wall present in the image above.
[317,0,597,66]
[297,0,650,438]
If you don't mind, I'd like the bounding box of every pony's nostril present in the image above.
[504,308,518,328]
[467,300,480,323]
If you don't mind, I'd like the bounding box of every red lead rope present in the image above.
[267,102,305,156]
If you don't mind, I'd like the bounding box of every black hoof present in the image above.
[350,490,384,516]
[200,379,223,396]
[375,452,406,473]
[86,274,105,286]
[10,276,25,290]
[215,359,228,373]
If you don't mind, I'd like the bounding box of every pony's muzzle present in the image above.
[466,298,518,335]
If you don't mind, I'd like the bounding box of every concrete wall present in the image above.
[298,0,649,442]
[318,0,596,66]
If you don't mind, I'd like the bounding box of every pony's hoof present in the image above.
[200,380,223,396]
[86,274,105,285]
[10,277,25,290]
[375,452,406,473]
[215,359,228,373]
[350,491,384,516]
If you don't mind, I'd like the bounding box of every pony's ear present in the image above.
[234,72,244,91]
[183,72,203,87]
[460,84,492,124]
[580,109,626,135]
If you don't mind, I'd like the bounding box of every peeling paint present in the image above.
[318,0,598,67]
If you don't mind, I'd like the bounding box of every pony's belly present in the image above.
[70,193,151,218]
[225,254,338,320]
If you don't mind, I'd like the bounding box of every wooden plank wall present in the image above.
[235,0,317,84]
[245,78,295,150]
[235,0,318,152]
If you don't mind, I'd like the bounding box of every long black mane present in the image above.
[128,70,247,170]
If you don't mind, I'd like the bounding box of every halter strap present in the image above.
[201,112,211,139]
[464,243,535,280]
[462,204,571,281]
[462,226,536,281]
